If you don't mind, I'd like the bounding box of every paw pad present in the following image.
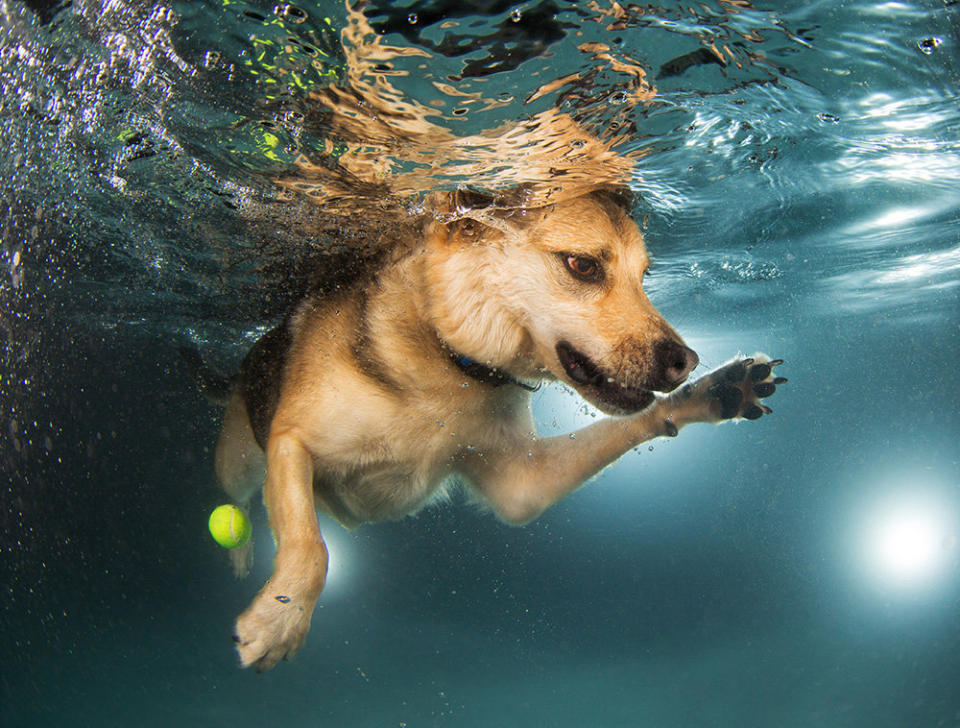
[704,355,785,422]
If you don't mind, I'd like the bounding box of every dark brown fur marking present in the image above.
[240,323,292,450]
[349,288,405,394]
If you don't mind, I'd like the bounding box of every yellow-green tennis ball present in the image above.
[208,505,251,549]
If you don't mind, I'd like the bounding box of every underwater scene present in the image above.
[2,0,959,725]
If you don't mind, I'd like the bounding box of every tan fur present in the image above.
[218,191,781,670]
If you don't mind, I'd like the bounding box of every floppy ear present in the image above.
[428,189,533,246]
[423,214,485,249]
[590,185,635,214]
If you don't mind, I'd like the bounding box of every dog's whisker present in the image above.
[692,358,712,373]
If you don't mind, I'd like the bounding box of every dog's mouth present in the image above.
[555,340,655,415]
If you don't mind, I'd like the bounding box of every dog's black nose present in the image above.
[656,340,699,387]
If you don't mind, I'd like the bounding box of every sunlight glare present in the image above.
[858,492,957,593]
[318,517,357,599]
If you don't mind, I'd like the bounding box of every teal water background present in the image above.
[2,1,959,726]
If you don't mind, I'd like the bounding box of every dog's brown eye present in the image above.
[564,255,603,282]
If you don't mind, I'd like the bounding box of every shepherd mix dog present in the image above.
[203,186,785,671]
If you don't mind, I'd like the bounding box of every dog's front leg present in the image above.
[467,355,783,525]
[465,406,680,525]
[233,430,328,671]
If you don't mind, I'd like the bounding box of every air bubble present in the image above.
[609,91,628,105]
[817,112,839,123]
[407,12,418,24]
[918,37,941,54]
[510,8,522,22]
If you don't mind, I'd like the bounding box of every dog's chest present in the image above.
[315,392,519,523]
[317,432,458,523]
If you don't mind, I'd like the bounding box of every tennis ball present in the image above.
[208,504,251,549]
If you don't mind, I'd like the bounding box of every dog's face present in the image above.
[426,190,699,415]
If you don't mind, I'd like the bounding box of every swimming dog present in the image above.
[209,188,784,670]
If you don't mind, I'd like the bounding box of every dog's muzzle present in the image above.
[555,340,698,415]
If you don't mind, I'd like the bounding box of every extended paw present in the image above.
[234,587,317,671]
[702,354,785,421]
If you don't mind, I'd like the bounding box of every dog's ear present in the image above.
[589,185,635,215]
[428,189,537,246]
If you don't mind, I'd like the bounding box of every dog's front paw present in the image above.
[698,353,785,421]
[233,587,316,671]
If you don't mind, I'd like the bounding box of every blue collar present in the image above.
[444,346,540,392]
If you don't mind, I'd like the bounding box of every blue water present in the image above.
[1,1,958,726]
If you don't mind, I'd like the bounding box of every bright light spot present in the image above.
[317,517,358,600]
[868,509,946,582]
[857,492,957,593]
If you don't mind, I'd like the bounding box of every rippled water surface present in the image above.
[2,1,959,726]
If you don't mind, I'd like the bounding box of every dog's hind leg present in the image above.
[215,391,266,578]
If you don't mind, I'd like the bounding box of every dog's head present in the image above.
[425,188,698,415]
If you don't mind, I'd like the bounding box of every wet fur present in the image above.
[213,190,783,670]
